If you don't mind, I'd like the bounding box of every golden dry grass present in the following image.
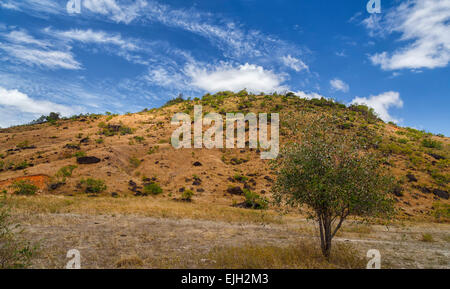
[202,242,366,269]
[5,194,285,224]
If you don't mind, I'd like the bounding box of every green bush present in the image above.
[422,138,442,149]
[16,140,31,149]
[147,146,159,155]
[129,157,141,168]
[421,233,433,242]
[10,180,38,195]
[233,174,248,182]
[56,165,77,179]
[430,171,449,186]
[143,183,163,195]
[432,202,450,221]
[181,189,194,201]
[244,189,268,210]
[99,123,133,136]
[73,151,86,158]
[79,178,107,194]
[164,94,185,107]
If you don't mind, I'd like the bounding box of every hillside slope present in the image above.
[0,92,449,219]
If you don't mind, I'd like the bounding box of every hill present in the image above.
[0,91,449,219]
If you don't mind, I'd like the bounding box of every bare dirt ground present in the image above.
[15,212,449,269]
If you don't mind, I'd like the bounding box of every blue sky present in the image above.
[0,0,449,135]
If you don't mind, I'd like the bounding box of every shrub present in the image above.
[147,146,159,155]
[421,233,433,242]
[430,171,449,186]
[181,189,194,202]
[10,180,38,195]
[16,140,31,149]
[233,174,248,182]
[422,138,442,149]
[163,94,185,107]
[14,161,31,170]
[143,183,163,195]
[243,189,268,209]
[133,136,145,143]
[55,165,77,182]
[78,178,107,194]
[99,123,133,136]
[0,196,36,268]
[432,202,450,222]
[129,157,141,168]
[73,151,86,158]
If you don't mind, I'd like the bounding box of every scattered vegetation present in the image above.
[243,189,268,210]
[143,183,163,195]
[129,157,142,168]
[55,165,77,182]
[422,138,442,149]
[0,196,36,268]
[431,202,450,222]
[98,122,133,136]
[421,233,433,242]
[78,178,107,194]
[181,189,194,202]
[9,181,38,196]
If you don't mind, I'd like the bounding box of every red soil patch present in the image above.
[0,175,50,191]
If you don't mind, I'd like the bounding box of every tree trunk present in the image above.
[319,215,332,259]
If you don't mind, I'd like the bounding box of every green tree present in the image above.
[273,115,394,258]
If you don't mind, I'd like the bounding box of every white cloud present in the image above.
[365,0,450,70]
[0,86,75,127]
[291,91,326,100]
[350,91,403,123]
[145,67,190,91]
[4,30,50,48]
[0,29,81,70]
[0,43,81,70]
[186,63,287,93]
[83,0,147,24]
[49,28,138,50]
[281,55,308,72]
[0,0,62,14]
[0,1,19,11]
[330,78,349,92]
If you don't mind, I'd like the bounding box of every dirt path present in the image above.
[17,213,449,269]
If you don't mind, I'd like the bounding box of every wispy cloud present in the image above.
[364,0,450,70]
[0,43,81,70]
[49,28,138,50]
[4,30,51,48]
[281,55,309,72]
[0,28,81,70]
